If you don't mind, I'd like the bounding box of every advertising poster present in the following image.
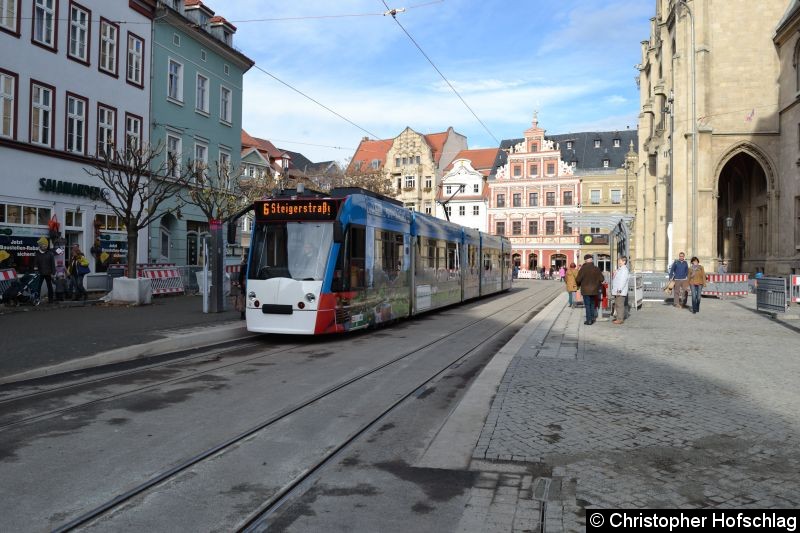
[0,226,50,273]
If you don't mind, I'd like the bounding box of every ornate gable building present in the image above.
[490,115,581,271]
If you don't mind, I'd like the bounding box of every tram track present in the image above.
[51,284,561,532]
[0,339,302,431]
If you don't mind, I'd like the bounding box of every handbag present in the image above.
[234,293,245,312]
[77,256,90,275]
[664,279,675,293]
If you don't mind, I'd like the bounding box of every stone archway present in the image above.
[716,151,770,274]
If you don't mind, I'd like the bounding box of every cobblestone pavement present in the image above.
[463,296,800,532]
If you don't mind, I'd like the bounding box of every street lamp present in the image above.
[281,157,289,192]
[621,160,631,215]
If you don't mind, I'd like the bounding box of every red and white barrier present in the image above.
[225,264,241,274]
[140,268,184,296]
[703,273,749,297]
[0,269,18,301]
[791,275,800,304]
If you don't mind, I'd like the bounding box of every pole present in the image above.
[209,219,224,313]
[202,236,208,314]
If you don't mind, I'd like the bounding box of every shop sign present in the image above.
[0,225,51,272]
[581,233,609,245]
[39,178,108,201]
[99,233,128,262]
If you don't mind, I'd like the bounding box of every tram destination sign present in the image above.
[255,199,340,222]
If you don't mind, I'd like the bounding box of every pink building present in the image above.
[489,114,581,271]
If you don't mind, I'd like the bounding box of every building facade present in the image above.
[436,158,490,231]
[636,0,787,274]
[490,115,581,270]
[148,0,253,266]
[0,0,155,273]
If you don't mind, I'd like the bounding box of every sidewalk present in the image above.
[424,294,800,531]
[0,295,251,384]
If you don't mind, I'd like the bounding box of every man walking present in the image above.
[669,252,689,308]
[34,236,55,303]
[611,256,630,325]
[576,254,604,325]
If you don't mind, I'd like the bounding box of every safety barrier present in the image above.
[703,273,749,298]
[756,277,789,313]
[0,268,18,301]
[791,275,800,304]
[175,265,203,293]
[516,269,533,279]
[140,268,184,296]
[640,272,670,301]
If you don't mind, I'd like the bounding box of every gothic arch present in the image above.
[713,142,777,198]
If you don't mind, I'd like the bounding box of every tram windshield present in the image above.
[249,222,333,281]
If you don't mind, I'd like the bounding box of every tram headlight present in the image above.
[248,291,256,300]
[305,293,316,302]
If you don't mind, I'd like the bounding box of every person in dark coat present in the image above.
[575,254,604,325]
[238,257,247,320]
[34,236,56,303]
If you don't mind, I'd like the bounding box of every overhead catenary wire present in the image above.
[379,0,500,145]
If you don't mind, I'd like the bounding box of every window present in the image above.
[610,189,622,204]
[495,221,505,235]
[426,176,432,189]
[512,193,521,207]
[594,139,601,148]
[65,93,87,154]
[512,221,521,235]
[473,205,479,216]
[0,70,16,139]
[459,205,465,216]
[528,220,538,235]
[68,2,89,63]
[415,155,420,164]
[194,142,208,178]
[160,227,170,259]
[172,33,180,46]
[168,59,183,102]
[125,113,142,151]
[404,175,415,189]
[219,150,230,178]
[97,104,116,157]
[496,194,505,207]
[167,134,181,177]
[513,165,521,177]
[371,159,380,170]
[224,64,229,75]
[563,221,572,235]
[195,74,209,113]
[529,164,538,176]
[445,205,451,218]
[126,33,144,87]
[406,203,415,212]
[1,0,19,34]
[65,209,82,227]
[590,190,601,204]
[0,203,50,226]
[32,0,56,50]
[445,185,452,195]
[402,157,407,165]
[99,19,119,75]
[220,85,231,123]
[563,190,573,206]
[570,161,577,168]
[529,192,538,206]
[545,220,555,235]
[30,81,54,147]
[566,141,573,149]
[546,192,556,206]
[546,163,555,175]
[200,49,206,61]
[473,183,479,193]
[95,213,124,231]
[395,157,400,167]
[424,202,432,215]
[603,159,610,168]
[795,197,800,248]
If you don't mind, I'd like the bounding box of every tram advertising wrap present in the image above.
[245,190,512,335]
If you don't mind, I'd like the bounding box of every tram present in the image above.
[244,188,512,335]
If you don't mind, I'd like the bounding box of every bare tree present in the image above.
[84,142,191,277]
[181,159,245,222]
[333,158,396,196]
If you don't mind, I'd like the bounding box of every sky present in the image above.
[217,0,653,164]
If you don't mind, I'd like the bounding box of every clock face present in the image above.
[583,235,593,244]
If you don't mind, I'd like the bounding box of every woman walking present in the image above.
[68,245,89,301]
[688,256,706,314]
[565,263,578,308]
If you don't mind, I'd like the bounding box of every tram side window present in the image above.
[446,242,458,271]
[348,226,366,289]
[375,229,403,284]
[468,244,478,273]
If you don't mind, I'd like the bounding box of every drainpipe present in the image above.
[679,0,697,258]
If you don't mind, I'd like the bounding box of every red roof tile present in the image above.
[423,131,449,164]
[348,138,393,173]
[241,130,283,159]
[209,15,236,30]
[444,148,500,173]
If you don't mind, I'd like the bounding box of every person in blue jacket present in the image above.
[669,252,690,308]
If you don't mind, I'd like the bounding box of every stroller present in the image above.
[2,272,42,306]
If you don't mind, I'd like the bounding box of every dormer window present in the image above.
[566,141,573,150]
[223,30,232,45]
[603,159,610,168]
[613,138,621,148]
[198,13,209,27]
[594,140,601,148]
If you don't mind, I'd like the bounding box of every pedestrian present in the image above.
[717,260,727,276]
[668,251,690,308]
[558,265,565,283]
[576,254,604,325]
[512,264,519,279]
[237,256,247,320]
[688,256,706,314]
[67,245,89,301]
[611,256,630,325]
[34,236,55,303]
[565,262,578,308]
